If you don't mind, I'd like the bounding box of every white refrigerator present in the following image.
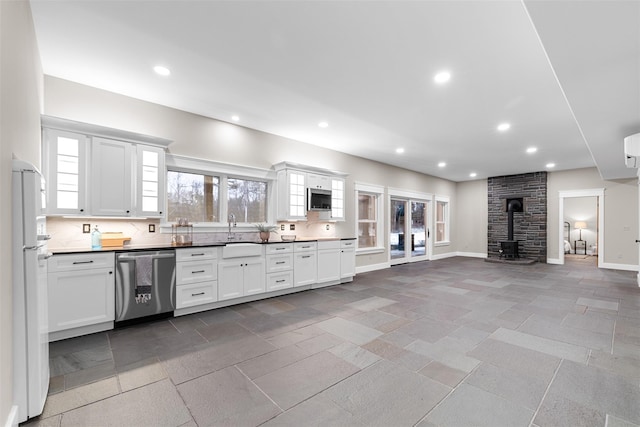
[12,159,50,423]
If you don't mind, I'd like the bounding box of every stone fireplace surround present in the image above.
[487,172,547,262]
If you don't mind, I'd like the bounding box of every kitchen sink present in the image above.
[222,242,262,258]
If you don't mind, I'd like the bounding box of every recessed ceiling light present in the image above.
[469,172,477,178]
[438,162,446,168]
[153,65,171,76]
[497,123,510,132]
[526,147,537,154]
[231,115,240,122]
[395,148,405,154]
[318,121,329,128]
[546,162,556,168]
[434,71,451,84]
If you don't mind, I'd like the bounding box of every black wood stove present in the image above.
[500,198,523,259]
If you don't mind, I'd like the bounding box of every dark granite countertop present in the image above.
[49,237,356,255]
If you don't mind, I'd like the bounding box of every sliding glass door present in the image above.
[390,197,430,265]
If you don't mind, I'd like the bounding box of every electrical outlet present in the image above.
[290,224,295,231]
[83,224,91,233]
[281,224,285,231]
[326,224,330,230]
[149,224,156,233]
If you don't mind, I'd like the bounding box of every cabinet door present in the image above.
[218,262,244,301]
[277,170,307,221]
[307,173,331,190]
[243,258,266,296]
[340,248,356,279]
[136,145,166,218]
[91,137,133,216]
[43,128,89,215]
[294,252,317,287]
[48,268,115,333]
[317,249,340,283]
[331,178,345,221]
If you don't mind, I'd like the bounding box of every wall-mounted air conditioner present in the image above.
[624,133,640,168]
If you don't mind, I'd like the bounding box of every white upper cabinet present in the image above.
[136,145,166,218]
[43,128,89,215]
[277,169,307,221]
[91,137,133,216]
[306,173,331,190]
[331,177,345,221]
[41,116,170,218]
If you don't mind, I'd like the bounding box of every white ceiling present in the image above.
[29,0,639,182]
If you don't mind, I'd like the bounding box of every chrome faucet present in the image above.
[227,213,236,240]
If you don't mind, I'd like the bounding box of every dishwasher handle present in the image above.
[117,253,175,261]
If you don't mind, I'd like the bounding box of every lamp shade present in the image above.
[574,221,587,230]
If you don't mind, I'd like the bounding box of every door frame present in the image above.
[558,188,604,268]
[388,188,432,265]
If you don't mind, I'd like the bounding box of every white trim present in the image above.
[456,251,487,259]
[354,182,385,194]
[599,262,639,272]
[387,187,433,201]
[356,247,385,255]
[547,258,562,265]
[5,406,18,427]
[558,188,605,269]
[431,251,457,260]
[355,183,385,252]
[434,241,450,247]
[167,154,276,180]
[356,261,390,274]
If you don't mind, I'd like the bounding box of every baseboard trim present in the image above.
[547,258,562,265]
[599,262,639,272]
[431,252,457,261]
[356,262,390,274]
[456,251,487,259]
[5,405,18,427]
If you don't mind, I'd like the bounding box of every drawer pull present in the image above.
[302,255,311,259]
[192,270,205,274]
[191,292,206,296]
[72,260,94,265]
[301,245,311,248]
[191,253,206,257]
[276,279,286,283]
[276,261,286,265]
[276,247,286,251]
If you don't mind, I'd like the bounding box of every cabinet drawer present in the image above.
[48,252,114,272]
[318,240,341,250]
[341,240,356,249]
[176,247,217,262]
[266,253,293,273]
[176,259,217,285]
[176,281,217,309]
[266,271,293,292]
[265,243,293,255]
[294,241,317,252]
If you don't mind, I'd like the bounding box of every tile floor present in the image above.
[25,256,640,427]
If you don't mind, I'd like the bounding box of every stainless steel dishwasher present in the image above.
[115,250,176,323]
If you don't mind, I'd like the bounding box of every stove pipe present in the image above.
[507,199,523,241]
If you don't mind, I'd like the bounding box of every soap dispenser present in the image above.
[91,225,102,250]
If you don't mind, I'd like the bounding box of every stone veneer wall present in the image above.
[487,172,547,262]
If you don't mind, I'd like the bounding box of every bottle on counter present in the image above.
[91,225,102,250]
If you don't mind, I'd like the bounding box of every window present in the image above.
[355,183,384,252]
[435,196,449,244]
[227,177,268,223]
[167,171,220,223]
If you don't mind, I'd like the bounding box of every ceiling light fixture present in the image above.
[469,172,477,178]
[231,115,240,122]
[438,162,446,168]
[318,121,329,128]
[434,71,451,84]
[153,65,171,76]
[395,148,405,154]
[497,123,510,132]
[546,162,556,168]
[526,147,537,154]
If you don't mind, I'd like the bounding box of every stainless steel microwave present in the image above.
[307,188,332,211]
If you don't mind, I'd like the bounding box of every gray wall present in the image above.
[43,77,458,269]
[0,0,43,423]
[456,179,488,255]
[547,168,638,265]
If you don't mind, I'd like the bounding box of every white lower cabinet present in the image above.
[293,241,317,287]
[218,257,265,301]
[266,243,293,291]
[175,247,218,313]
[317,240,341,284]
[340,239,356,281]
[48,252,115,341]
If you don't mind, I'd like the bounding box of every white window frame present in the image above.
[162,154,276,232]
[435,195,450,246]
[355,182,385,254]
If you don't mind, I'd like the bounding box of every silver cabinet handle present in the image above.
[276,279,286,283]
[73,260,94,265]
[276,261,285,265]
[302,255,311,259]
[275,247,286,251]
[191,253,206,256]
[191,292,205,296]
[192,270,205,274]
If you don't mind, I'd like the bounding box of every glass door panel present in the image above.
[390,199,406,260]
[411,201,426,258]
